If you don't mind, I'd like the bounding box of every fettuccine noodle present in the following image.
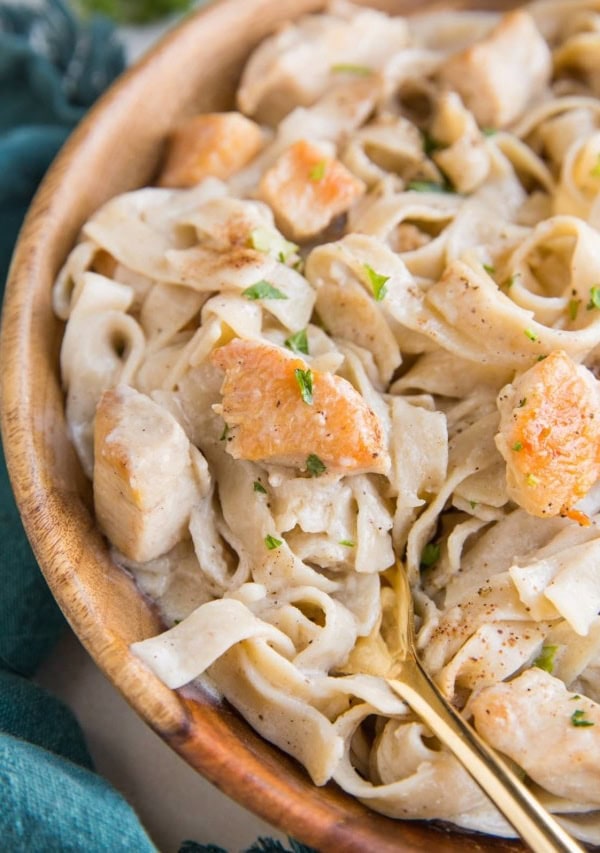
[55,0,600,840]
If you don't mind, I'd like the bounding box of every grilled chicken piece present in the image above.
[237,5,408,125]
[259,139,365,241]
[495,350,600,522]
[158,112,264,188]
[211,338,389,476]
[471,668,600,805]
[438,10,552,128]
[94,385,203,561]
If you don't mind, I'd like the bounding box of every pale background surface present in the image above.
[36,9,287,852]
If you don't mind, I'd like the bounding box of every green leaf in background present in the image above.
[74,0,194,24]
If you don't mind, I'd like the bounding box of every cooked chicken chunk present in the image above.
[211,338,389,476]
[94,385,203,561]
[495,350,600,522]
[158,112,263,188]
[471,669,600,805]
[438,10,552,128]
[259,139,365,241]
[237,4,408,125]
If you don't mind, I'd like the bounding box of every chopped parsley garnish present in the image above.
[309,160,327,181]
[295,368,314,404]
[364,264,390,301]
[568,298,581,321]
[571,709,595,727]
[264,534,283,550]
[526,473,539,487]
[537,354,547,362]
[469,500,478,509]
[501,273,517,290]
[422,132,443,156]
[253,480,267,494]
[518,397,527,408]
[483,263,496,275]
[591,154,600,178]
[173,619,182,626]
[420,542,440,568]
[406,180,453,194]
[220,423,230,441]
[331,63,372,76]
[512,441,523,452]
[533,644,558,673]
[339,539,355,547]
[306,453,326,477]
[524,328,539,342]
[243,280,288,301]
[248,227,298,262]
[284,328,309,355]
[587,285,600,310]
[482,127,498,137]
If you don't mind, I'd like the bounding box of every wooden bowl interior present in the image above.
[0,1,524,850]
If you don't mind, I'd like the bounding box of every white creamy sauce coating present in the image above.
[56,1,600,841]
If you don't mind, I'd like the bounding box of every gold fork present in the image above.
[385,564,585,853]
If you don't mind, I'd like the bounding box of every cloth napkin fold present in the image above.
[0,3,162,849]
[0,2,317,850]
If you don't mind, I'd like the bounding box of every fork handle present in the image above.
[387,664,585,853]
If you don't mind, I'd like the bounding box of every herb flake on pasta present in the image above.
[364,264,389,302]
[249,227,298,262]
[571,709,595,727]
[243,280,288,300]
[285,328,309,355]
[534,644,558,673]
[330,63,372,76]
[420,542,440,568]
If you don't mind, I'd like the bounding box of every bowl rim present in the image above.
[0,1,525,851]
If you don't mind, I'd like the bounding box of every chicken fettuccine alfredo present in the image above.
[55,0,600,840]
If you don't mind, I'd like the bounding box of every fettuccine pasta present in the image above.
[55,0,600,840]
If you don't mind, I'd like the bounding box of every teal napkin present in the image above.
[0,3,318,850]
[0,2,157,850]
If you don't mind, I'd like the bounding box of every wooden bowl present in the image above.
[0,1,524,850]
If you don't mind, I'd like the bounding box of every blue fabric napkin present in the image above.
[0,3,317,850]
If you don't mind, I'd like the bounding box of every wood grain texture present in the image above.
[0,1,524,849]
